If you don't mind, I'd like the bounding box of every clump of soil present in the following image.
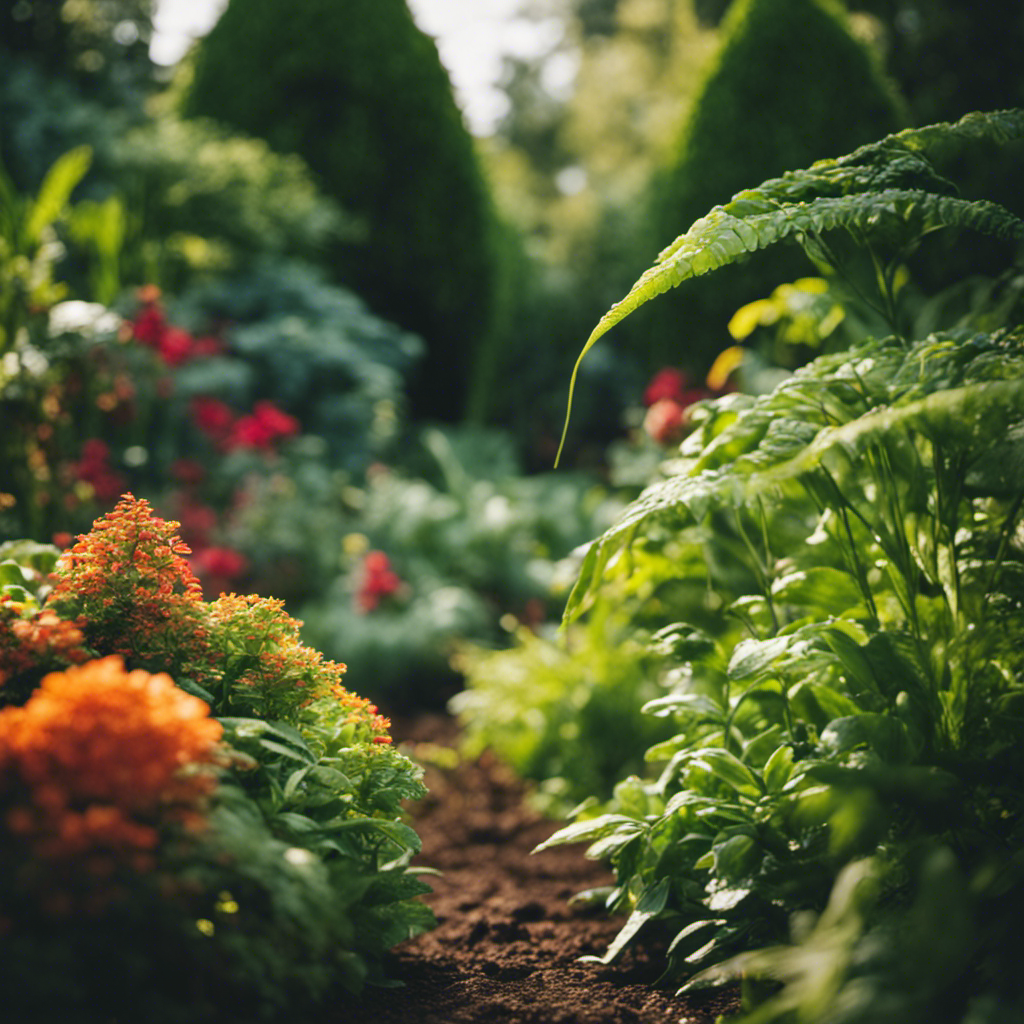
[341,714,740,1024]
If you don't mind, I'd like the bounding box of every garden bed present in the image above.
[341,714,740,1024]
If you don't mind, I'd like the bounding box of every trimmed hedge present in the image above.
[182,0,507,422]
[642,0,906,371]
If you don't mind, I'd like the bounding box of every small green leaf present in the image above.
[580,878,670,965]
[694,749,765,797]
[771,567,864,614]
[711,835,760,881]
[728,636,791,681]
[642,693,726,720]
[533,814,640,853]
[283,767,313,801]
[25,146,92,243]
[762,744,795,793]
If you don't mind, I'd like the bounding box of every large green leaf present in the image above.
[554,110,1024,464]
[565,376,1024,620]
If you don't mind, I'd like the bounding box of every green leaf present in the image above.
[586,827,644,861]
[283,767,314,801]
[25,146,92,243]
[334,817,423,853]
[728,636,792,681]
[0,562,34,587]
[642,693,726,721]
[534,814,641,853]
[763,744,795,793]
[771,567,865,615]
[580,878,670,965]
[693,748,764,798]
[648,623,718,661]
[712,834,760,880]
[820,714,914,763]
[258,738,316,764]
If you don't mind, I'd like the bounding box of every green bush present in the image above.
[641,0,906,373]
[0,498,432,1021]
[182,0,509,422]
[542,111,1024,1021]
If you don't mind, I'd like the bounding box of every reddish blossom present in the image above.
[131,303,166,348]
[130,289,223,367]
[193,546,248,581]
[191,397,236,442]
[224,400,300,452]
[356,551,403,613]
[643,367,691,406]
[156,327,196,367]
[643,398,689,444]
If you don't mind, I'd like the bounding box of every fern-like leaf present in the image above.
[554,110,1024,465]
[565,371,1024,622]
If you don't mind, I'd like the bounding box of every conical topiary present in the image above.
[640,0,906,373]
[181,0,507,422]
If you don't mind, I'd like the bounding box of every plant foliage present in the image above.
[0,497,432,1020]
[542,110,1024,1023]
[557,110,1024,464]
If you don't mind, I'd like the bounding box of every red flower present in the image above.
[356,551,403,613]
[223,401,300,452]
[191,397,236,442]
[193,546,248,581]
[156,327,196,367]
[131,303,166,349]
[643,398,688,444]
[643,367,691,406]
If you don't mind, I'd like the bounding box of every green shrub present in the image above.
[543,111,1024,1022]
[641,0,906,373]
[182,0,508,422]
[114,116,352,288]
[0,497,432,1020]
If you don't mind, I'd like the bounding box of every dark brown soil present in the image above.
[341,714,741,1024]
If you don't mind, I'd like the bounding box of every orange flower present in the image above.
[0,607,89,686]
[47,494,215,679]
[0,656,223,864]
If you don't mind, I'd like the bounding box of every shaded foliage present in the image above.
[641,0,906,373]
[182,0,509,423]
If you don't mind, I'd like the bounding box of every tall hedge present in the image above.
[641,0,906,372]
[182,0,506,422]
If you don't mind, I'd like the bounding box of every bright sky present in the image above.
[150,0,564,136]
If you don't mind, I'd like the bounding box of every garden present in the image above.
[2,1,1023,1022]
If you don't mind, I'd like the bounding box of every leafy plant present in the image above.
[0,496,432,1020]
[541,110,1024,1022]
[640,0,906,373]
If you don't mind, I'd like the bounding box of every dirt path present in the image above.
[338,715,740,1024]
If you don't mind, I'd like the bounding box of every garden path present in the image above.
[337,714,740,1024]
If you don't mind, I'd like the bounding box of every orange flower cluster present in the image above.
[47,494,214,678]
[0,601,89,687]
[0,656,223,873]
[330,683,393,745]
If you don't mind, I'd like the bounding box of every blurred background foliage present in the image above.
[2,0,1023,717]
